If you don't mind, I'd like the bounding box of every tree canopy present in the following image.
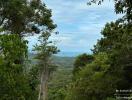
[0,0,57,99]
[0,0,56,36]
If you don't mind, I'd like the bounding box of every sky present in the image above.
[27,0,122,56]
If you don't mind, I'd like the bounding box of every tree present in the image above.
[64,0,132,100]
[0,0,56,69]
[0,34,34,100]
[93,21,132,88]
[34,30,59,100]
[0,0,56,36]
[65,20,132,100]
[65,53,121,100]
[73,53,94,78]
[0,0,57,99]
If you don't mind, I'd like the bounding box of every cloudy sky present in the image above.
[27,0,122,55]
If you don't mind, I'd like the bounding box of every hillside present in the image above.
[48,56,75,100]
[28,53,75,100]
[51,56,75,68]
[29,53,75,68]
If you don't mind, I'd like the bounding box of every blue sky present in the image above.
[27,0,122,55]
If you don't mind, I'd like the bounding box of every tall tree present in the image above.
[0,0,56,36]
[0,0,57,99]
[0,0,56,65]
[34,30,58,100]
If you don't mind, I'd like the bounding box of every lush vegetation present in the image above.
[63,0,132,100]
[0,0,57,100]
[47,0,132,100]
[48,56,75,100]
[0,0,131,100]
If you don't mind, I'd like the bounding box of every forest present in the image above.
[0,0,132,100]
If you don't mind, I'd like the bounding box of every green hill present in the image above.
[28,53,75,68]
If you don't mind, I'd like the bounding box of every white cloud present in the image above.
[28,0,122,53]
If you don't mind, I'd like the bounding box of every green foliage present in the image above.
[48,87,66,100]
[73,53,94,77]
[0,0,131,100]
[0,34,35,100]
[65,4,132,98]
[0,34,28,61]
[33,17,58,100]
[93,21,132,88]
[27,65,40,100]
[28,54,74,100]
[34,31,59,72]
[0,0,57,99]
[51,56,75,68]
[47,56,74,100]
[0,0,56,35]
[65,21,132,99]
[65,53,118,100]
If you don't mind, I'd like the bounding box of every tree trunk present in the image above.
[38,65,49,100]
